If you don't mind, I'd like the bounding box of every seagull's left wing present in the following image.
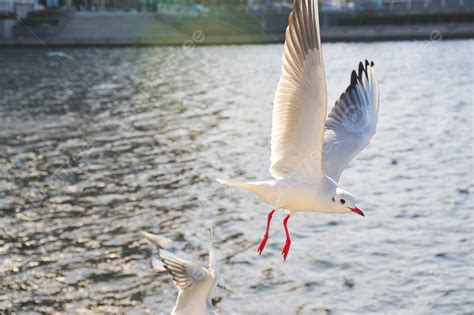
[159,249,214,291]
[141,231,176,250]
[141,231,180,272]
[323,60,379,182]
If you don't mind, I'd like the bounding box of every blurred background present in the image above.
[1,0,473,43]
[0,0,473,314]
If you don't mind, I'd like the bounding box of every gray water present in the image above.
[0,40,473,315]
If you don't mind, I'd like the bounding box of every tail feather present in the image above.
[216,178,265,195]
[216,178,243,187]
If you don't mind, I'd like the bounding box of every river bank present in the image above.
[1,12,473,47]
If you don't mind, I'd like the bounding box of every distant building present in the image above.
[157,0,292,4]
[0,0,40,17]
[0,0,41,39]
[157,0,468,9]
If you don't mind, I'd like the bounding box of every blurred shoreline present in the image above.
[1,22,473,47]
[1,9,473,47]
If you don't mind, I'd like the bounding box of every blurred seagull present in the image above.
[46,51,75,61]
[141,230,224,315]
[217,0,379,260]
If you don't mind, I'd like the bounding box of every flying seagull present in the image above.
[217,0,379,260]
[141,230,222,315]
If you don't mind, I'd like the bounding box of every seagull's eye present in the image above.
[340,199,346,204]
[332,197,335,202]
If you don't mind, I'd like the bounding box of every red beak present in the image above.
[350,207,365,217]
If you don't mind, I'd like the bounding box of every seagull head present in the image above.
[332,190,364,217]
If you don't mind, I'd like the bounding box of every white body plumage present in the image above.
[218,176,345,214]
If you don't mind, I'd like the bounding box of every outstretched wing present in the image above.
[323,60,379,182]
[270,0,327,180]
[141,231,180,272]
[159,249,214,291]
[208,227,218,277]
[141,231,176,250]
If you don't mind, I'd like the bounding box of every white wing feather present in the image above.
[270,0,327,180]
[323,60,379,182]
[142,230,221,292]
[159,249,214,292]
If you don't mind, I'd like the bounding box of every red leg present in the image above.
[257,209,275,255]
[281,214,291,261]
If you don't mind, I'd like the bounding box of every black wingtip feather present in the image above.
[351,59,376,87]
[358,62,364,79]
[350,70,358,86]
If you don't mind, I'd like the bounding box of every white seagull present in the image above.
[217,0,379,260]
[141,230,221,315]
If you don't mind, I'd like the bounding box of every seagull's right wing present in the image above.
[270,0,327,180]
[159,249,214,291]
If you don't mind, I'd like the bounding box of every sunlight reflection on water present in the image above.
[0,40,473,314]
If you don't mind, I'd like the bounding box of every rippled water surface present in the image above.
[0,40,473,314]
